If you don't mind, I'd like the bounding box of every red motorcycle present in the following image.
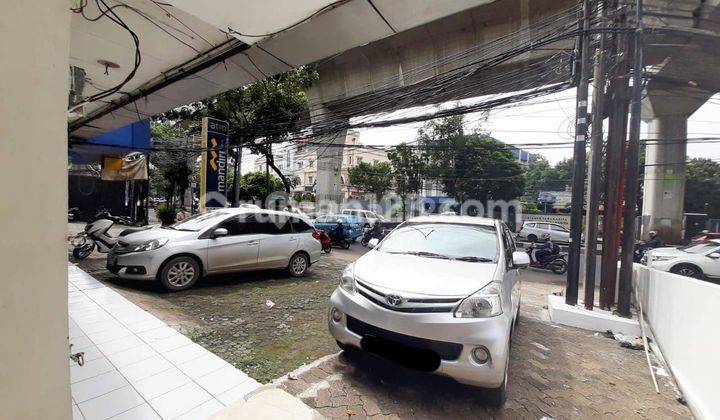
[312,230,332,253]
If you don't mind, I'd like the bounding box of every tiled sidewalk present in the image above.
[68,264,261,420]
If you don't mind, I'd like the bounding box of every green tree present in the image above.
[348,162,393,202]
[234,172,285,202]
[388,143,423,220]
[419,116,524,204]
[149,122,193,209]
[159,67,318,194]
[685,158,720,218]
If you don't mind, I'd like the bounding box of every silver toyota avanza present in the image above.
[107,208,321,291]
[328,215,529,405]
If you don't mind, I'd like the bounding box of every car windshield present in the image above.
[377,223,498,262]
[678,242,720,254]
[167,211,230,232]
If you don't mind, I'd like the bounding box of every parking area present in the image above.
[70,224,690,419]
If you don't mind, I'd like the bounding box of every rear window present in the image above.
[291,217,314,233]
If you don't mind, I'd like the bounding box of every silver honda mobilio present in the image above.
[106,208,322,291]
[328,215,529,406]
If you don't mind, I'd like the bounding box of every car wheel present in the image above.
[159,256,200,291]
[527,234,537,242]
[671,264,703,279]
[323,245,332,253]
[288,252,309,277]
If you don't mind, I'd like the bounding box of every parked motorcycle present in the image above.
[70,219,151,260]
[525,244,568,275]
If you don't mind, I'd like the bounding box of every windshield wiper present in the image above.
[453,256,494,263]
[402,251,451,259]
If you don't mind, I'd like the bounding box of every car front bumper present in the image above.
[328,287,511,388]
[106,248,170,281]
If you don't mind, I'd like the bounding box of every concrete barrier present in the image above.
[634,264,720,419]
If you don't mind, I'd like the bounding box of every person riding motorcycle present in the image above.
[643,230,664,249]
[533,233,559,265]
[331,219,346,243]
[370,220,383,238]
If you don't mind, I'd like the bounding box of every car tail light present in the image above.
[312,231,321,240]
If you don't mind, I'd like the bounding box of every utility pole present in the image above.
[599,3,629,310]
[583,0,609,310]
[567,0,592,306]
[233,145,242,207]
[618,0,644,317]
[265,143,271,209]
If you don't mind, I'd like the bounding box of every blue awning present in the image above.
[69,120,151,164]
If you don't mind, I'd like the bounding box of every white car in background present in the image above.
[341,209,385,227]
[517,221,570,243]
[644,240,720,281]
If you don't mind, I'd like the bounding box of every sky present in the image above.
[240,89,720,170]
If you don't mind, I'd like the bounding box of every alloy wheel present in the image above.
[167,261,195,287]
[291,255,307,275]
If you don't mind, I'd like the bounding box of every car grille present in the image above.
[346,315,462,361]
[355,279,462,313]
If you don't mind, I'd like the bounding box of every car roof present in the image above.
[404,215,497,227]
[210,208,307,219]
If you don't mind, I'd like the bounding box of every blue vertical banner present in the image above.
[200,117,229,210]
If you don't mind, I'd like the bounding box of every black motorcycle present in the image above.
[330,234,352,250]
[525,244,568,275]
[360,226,386,247]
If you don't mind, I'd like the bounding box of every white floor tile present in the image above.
[71,357,115,384]
[96,335,145,355]
[148,382,212,420]
[137,326,180,343]
[160,343,208,366]
[69,345,104,366]
[72,371,130,403]
[72,404,84,420]
[175,399,225,420]
[125,318,166,334]
[70,335,95,351]
[148,334,192,354]
[177,353,229,380]
[108,403,160,420]
[216,380,261,406]
[195,366,249,396]
[105,344,158,368]
[77,385,144,420]
[133,368,192,401]
[118,355,173,383]
[86,326,133,345]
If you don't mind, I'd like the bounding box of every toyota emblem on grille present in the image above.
[385,294,404,306]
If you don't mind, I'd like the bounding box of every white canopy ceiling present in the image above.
[69,0,494,138]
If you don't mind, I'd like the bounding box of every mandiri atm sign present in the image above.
[200,117,229,210]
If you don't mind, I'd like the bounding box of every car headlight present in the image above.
[652,256,674,262]
[128,238,168,253]
[340,264,356,294]
[454,282,503,318]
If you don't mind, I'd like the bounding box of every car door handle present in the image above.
[289,237,298,242]
[246,241,259,246]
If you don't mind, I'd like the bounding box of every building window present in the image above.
[308,176,314,184]
[357,157,363,164]
[309,159,314,168]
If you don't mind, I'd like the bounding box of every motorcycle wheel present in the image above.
[361,237,369,247]
[72,243,94,260]
[550,259,568,275]
[323,245,332,253]
[342,240,351,250]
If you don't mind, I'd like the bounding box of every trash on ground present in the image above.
[265,299,275,308]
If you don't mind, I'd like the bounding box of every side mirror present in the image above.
[512,251,530,268]
[368,238,379,249]
[709,252,720,259]
[213,228,228,238]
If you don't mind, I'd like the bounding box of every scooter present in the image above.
[312,230,333,253]
[525,244,568,275]
[360,226,386,247]
[70,219,151,260]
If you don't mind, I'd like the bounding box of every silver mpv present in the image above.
[328,216,529,406]
[106,208,321,291]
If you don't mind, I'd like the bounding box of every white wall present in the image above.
[635,264,720,419]
[0,2,71,418]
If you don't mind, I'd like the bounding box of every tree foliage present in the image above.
[523,155,574,198]
[685,158,720,218]
[419,116,524,203]
[149,122,193,208]
[233,172,285,203]
[159,67,318,193]
[348,161,393,202]
[388,143,423,219]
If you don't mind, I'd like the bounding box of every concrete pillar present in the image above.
[641,115,688,244]
[309,105,347,206]
[0,2,72,418]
